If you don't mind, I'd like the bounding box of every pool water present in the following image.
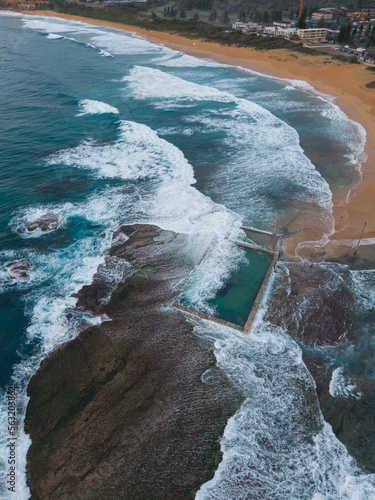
[180,246,273,327]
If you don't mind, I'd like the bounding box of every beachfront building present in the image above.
[244,23,260,34]
[311,10,334,21]
[264,26,297,38]
[273,20,295,28]
[232,22,248,31]
[232,22,261,34]
[297,28,328,42]
[277,27,297,39]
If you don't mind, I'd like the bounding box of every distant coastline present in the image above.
[19,9,375,255]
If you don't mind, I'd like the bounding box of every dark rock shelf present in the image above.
[25,225,244,500]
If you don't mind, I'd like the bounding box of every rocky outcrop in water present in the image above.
[26,212,60,232]
[25,224,244,499]
[6,260,32,279]
[267,261,375,473]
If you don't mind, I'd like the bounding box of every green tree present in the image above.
[296,12,307,29]
[193,11,199,20]
[367,25,375,47]
[262,10,270,24]
[338,22,353,44]
[151,11,160,23]
[345,21,353,42]
[221,10,229,24]
[337,24,346,43]
[179,8,186,18]
[316,16,326,28]
[208,9,217,22]
[254,11,261,23]
[272,9,282,22]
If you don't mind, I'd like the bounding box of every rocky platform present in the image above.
[267,261,375,472]
[25,224,244,499]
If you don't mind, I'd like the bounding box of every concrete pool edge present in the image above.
[173,239,280,334]
[243,250,279,333]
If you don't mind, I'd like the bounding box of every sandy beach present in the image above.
[25,11,375,255]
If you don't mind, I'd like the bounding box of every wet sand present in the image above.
[25,11,375,256]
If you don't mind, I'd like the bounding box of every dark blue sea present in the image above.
[1,11,375,498]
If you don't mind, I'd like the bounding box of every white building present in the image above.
[273,20,295,27]
[277,27,297,38]
[232,22,261,34]
[297,28,328,42]
[312,11,334,21]
[232,22,248,31]
[264,25,297,38]
[244,23,259,34]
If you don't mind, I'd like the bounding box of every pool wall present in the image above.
[173,236,280,334]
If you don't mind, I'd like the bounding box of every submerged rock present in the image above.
[25,224,244,499]
[6,259,31,279]
[26,212,60,232]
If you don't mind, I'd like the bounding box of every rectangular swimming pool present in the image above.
[178,243,274,329]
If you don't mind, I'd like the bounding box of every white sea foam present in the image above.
[46,118,244,322]
[10,188,125,240]
[0,187,128,498]
[21,16,114,57]
[328,237,375,248]
[152,50,219,68]
[329,367,362,399]
[124,66,333,235]
[45,33,113,57]
[91,31,165,56]
[190,317,375,499]
[0,10,24,17]
[47,120,241,237]
[48,120,195,184]
[22,16,104,35]
[46,33,63,39]
[236,65,335,102]
[6,15,372,498]
[124,65,234,102]
[351,269,375,311]
[77,99,119,116]
[235,65,367,188]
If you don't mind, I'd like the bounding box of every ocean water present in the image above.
[0,11,374,499]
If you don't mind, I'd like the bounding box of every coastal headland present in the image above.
[25,224,244,499]
[14,11,375,498]
[26,10,375,258]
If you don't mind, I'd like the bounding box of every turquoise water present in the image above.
[206,247,273,327]
[0,11,374,499]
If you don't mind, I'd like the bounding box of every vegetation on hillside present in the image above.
[18,0,359,63]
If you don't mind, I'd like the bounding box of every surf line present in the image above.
[173,230,280,334]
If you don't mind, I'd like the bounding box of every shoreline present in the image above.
[21,10,375,253]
